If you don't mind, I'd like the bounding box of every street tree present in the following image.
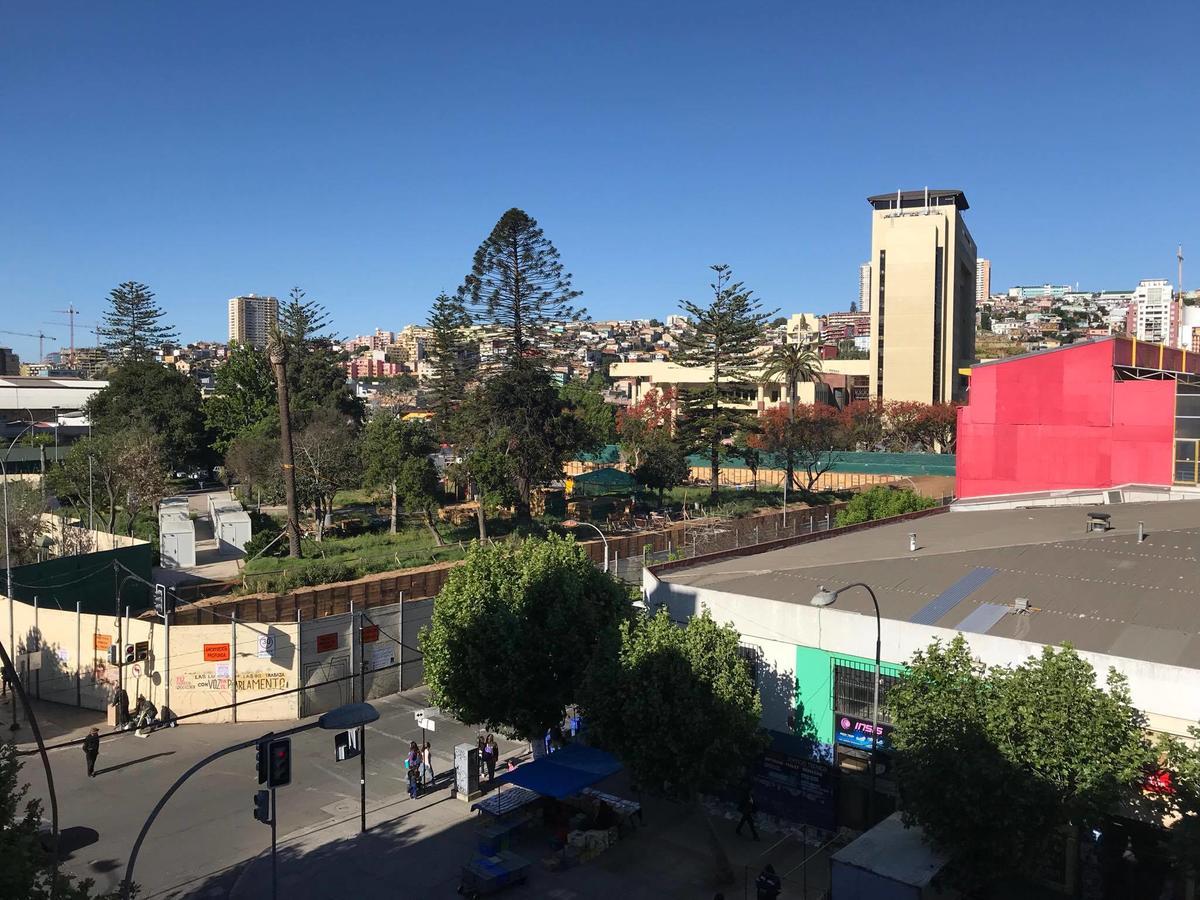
[0,480,49,568]
[889,637,1152,894]
[425,291,475,427]
[97,280,178,359]
[458,208,583,368]
[675,265,776,500]
[86,359,210,470]
[582,608,765,883]
[204,342,276,454]
[0,745,124,899]
[293,409,362,541]
[421,535,627,740]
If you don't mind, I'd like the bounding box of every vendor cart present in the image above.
[457,850,531,898]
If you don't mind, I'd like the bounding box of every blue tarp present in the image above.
[496,743,622,799]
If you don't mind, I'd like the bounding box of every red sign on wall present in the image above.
[203,643,231,662]
[361,625,379,644]
[316,632,338,653]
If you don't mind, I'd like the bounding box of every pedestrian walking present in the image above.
[483,733,497,782]
[421,741,434,785]
[82,727,100,777]
[755,864,781,900]
[405,741,421,799]
[477,734,487,778]
[735,789,760,840]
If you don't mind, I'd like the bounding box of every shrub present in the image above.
[242,513,285,560]
[835,485,936,527]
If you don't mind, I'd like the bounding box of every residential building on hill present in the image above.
[227,294,278,349]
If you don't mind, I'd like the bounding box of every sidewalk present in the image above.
[229,770,838,900]
[4,695,106,748]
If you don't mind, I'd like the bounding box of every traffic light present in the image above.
[108,645,119,666]
[252,789,270,824]
[123,644,135,665]
[255,740,269,785]
[267,738,291,788]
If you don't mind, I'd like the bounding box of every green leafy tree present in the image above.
[396,454,445,546]
[223,419,282,504]
[205,342,277,454]
[457,368,587,518]
[889,637,1153,894]
[360,414,439,535]
[633,435,690,505]
[97,280,178,359]
[292,409,362,540]
[1156,727,1200,879]
[0,745,124,899]
[0,480,49,568]
[675,265,776,500]
[421,535,627,739]
[458,208,583,369]
[425,292,476,427]
[582,608,765,884]
[49,428,169,536]
[560,378,615,456]
[279,287,363,423]
[86,360,210,470]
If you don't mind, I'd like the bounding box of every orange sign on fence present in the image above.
[203,643,231,662]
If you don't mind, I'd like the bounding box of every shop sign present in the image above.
[835,713,892,752]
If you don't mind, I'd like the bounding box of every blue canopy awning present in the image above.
[496,743,622,799]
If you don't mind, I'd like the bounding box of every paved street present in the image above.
[15,690,525,898]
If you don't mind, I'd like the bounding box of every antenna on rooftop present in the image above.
[1179,244,1185,298]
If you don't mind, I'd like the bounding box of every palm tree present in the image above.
[760,343,823,491]
[762,343,823,419]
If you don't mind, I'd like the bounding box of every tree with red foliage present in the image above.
[758,403,842,493]
[617,387,677,469]
[883,401,958,452]
[838,399,885,451]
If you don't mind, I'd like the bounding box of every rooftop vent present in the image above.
[1013,597,1031,614]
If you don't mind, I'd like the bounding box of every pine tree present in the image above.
[424,292,475,426]
[675,265,776,500]
[458,208,583,368]
[98,281,178,359]
[279,286,331,348]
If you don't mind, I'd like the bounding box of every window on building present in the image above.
[738,644,763,691]
[876,250,886,399]
[833,659,902,725]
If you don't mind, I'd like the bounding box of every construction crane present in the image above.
[53,304,80,366]
[1180,244,1185,298]
[0,329,58,362]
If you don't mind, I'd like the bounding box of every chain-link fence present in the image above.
[608,494,954,585]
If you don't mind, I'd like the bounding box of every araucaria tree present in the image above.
[458,208,582,368]
[425,292,476,425]
[676,265,776,500]
[421,535,627,740]
[889,637,1152,894]
[97,281,178,359]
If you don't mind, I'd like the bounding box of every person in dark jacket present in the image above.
[755,864,781,900]
[735,789,760,840]
[82,728,100,777]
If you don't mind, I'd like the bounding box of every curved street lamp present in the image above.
[811,582,882,827]
[563,519,608,572]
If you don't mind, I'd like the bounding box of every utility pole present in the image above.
[267,330,302,558]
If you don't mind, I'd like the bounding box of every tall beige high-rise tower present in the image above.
[227,294,279,349]
[865,190,977,403]
[976,258,991,305]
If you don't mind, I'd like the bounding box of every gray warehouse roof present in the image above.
[660,501,1200,668]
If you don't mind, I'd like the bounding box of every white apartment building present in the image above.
[858,262,871,313]
[1128,279,1178,344]
[227,295,278,349]
[976,258,991,306]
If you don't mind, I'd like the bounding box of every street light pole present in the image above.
[3,421,37,731]
[563,519,608,572]
[811,581,882,829]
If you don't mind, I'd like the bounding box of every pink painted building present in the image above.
[956,337,1200,499]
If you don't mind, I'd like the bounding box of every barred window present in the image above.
[738,643,763,691]
[833,659,901,725]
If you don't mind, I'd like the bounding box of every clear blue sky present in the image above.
[3,1,1198,362]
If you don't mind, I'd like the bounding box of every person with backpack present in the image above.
[405,741,421,799]
[756,864,781,900]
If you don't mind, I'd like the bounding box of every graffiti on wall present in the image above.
[174,670,290,692]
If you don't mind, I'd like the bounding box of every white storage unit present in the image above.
[159,514,196,568]
[211,501,252,553]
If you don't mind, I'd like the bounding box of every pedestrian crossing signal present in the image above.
[255,740,269,784]
[123,644,135,665]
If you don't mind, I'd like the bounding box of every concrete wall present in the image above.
[2,589,432,725]
[644,569,1200,741]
